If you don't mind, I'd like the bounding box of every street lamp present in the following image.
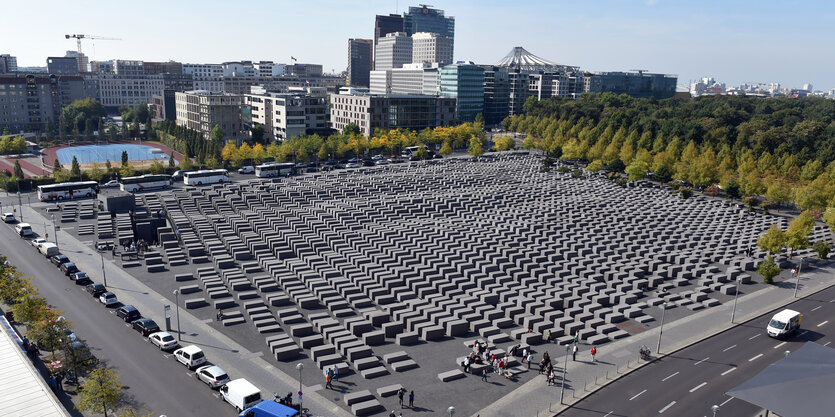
[711,404,720,417]
[446,406,455,417]
[51,214,59,251]
[731,278,742,323]
[100,251,108,287]
[560,343,569,404]
[296,362,304,413]
[172,290,181,337]
[657,303,667,354]
[794,258,804,298]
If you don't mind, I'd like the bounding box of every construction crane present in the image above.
[64,34,121,69]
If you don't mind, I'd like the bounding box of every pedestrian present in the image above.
[573,333,579,344]
[398,387,405,407]
[55,372,64,391]
[325,373,332,389]
[498,359,504,375]
[22,336,29,352]
[591,345,597,362]
[539,358,546,374]
[408,390,414,408]
[546,330,552,343]
[522,348,528,360]
[572,343,578,361]
[332,365,339,382]
[526,352,533,370]
[463,357,470,373]
[389,411,396,417]
[217,309,223,321]
[481,368,488,382]
[48,375,57,392]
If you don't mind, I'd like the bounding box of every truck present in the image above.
[238,400,299,417]
[767,309,802,338]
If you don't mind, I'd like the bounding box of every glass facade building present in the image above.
[440,63,484,123]
[403,6,455,56]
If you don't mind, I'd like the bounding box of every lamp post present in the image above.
[16,186,23,221]
[172,290,181,337]
[731,278,741,323]
[100,251,108,287]
[446,406,455,417]
[51,214,59,251]
[296,362,304,413]
[560,343,569,404]
[794,258,803,298]
[711,404,720,417]
[657,303,667,354]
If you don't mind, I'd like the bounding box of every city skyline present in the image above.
[2,0,833,90]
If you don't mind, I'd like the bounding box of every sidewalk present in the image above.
[20,203,353,417]
[479,260,835,417]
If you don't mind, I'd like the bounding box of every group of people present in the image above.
[324,365,339,389]
[123,238,151,253]
[397,387,414,408]
[22,336,39,359]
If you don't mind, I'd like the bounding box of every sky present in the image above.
[3,0,834,90]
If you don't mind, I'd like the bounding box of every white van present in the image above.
[220,378,262,412]
[15,223,33,237]
[39,242,60,257]
[767,309,802,338]
[174,345,207,369]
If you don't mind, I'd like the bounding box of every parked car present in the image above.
[174,345,207,369]
[99,292,119,306]
[60,262,79,276]
[30,237,47,248]
[85,283,106,298]
[238,166,254,174]
[50,254,70,267]
[371,154,384,161]
[388,157,405,164]
[70,271,91,285]
[362,159,375,167]
[196,364,231,388]
[345,162,361,168]
[149,331,179,350]
[2,212,16,223]
[15,222,33,237]
[116,305,141,322]
[103,180,119,188]
[132,318,160,337]
[375,159,389,165]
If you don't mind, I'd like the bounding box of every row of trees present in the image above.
[0,131,28,154]
[755,210,831,283]
[507,94,835,231]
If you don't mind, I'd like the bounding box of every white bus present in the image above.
[120,174,173,193]
[183,169,229,186]
[255,162,296,178]
[38,181,99,201]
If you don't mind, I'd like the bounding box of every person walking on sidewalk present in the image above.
[481,368,488,382]
[332,365,339,382]
[591,345,597,362]
[216,309,223,321]
[408,390,414,408]
[398,387,405,407]
[526,352,533,370]
[572,343,578,361]
[325,373,332,389]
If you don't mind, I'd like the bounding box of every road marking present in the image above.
[800,330,809,336]
[658,401,676,413]
[812,306,822,311]
[662,371,679,381]
[720,397,734,406]
[774,342,787,349]
[604,412,614,417]
[694,357,709,365]
[689,382,707,392]
[722,344,736,352]
[749,334,761,340]
[825,342,832,347]
[629,389,647,401]
[819,321,829,327]
[830,298,835,303]
[721,367,736,376]
[749,354,763,362]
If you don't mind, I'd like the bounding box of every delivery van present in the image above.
[221,378,262,412]
[238,400,298,417]
[767,309,801,338]
[39,242,60,257]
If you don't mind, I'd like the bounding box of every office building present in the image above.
[94,74,164,108]
[440,62,484,123]
[143,61,183,75]
[374,14,405,69]
[0,55,18,73]
[285,63,323,78]
[245,87,328,142]
[88,60,114,74]
[151,89,177,121]
[253,61,286,77]
[375,32,413,70]
[481,65,510,126]
[175,90,245,141]
[369,63,439,95]
[584,71,677,99]
[348,39,373,87]
[0,73,92,134]
[411,32,453,66]
[330,90,455,136]
[183,63,223,77]
[161,73,195,91]
[403,5,455,55]
[222,61,257,77]
[113,60,146,76]
[47,57,79,75]
[551,71,585,99]
[64,51,88,73]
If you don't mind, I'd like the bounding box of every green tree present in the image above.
[221,140,238,163]
[13,160,24,179]
[813,241,831,259]
[121,151,129,167]
[11,136,27,154]
[168,153,176,170]
[250,124,265,145]
[757,256,781,284]
[343,123,361,136]
[105,159,112,173]
[77,367,123,417]
[28,311,72,355]
[414,144,429,160]
[785,211,815,258]
[119,164,135,177]
[317,144,329,161]
[474,112,484,124]
[179,156,193,170]
[625,160,649,181]
[468,137,484,158]
[149,160,165,174]
[757,224,786,256]
[439,141,452,156]
[0,136,11,153]
[71,156,82,178]
[89,163,105,182]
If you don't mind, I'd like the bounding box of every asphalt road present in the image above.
[0,218,225,416]
[559,285,835,417]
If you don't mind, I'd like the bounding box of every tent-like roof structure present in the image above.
[495,47,578,72]
[727,342,835,417]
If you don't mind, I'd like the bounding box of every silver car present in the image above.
[195,365,230,388]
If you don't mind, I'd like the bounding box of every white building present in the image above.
[94,74,164,108]
[222,62,257,77]
[245,87,328,142]
[175,90,245,140]
[374,32,413,70]
[411,32,453,67]
[183,63,223,77]
[253,61,286,77]
[113,60,146,76]
[369,63,440,95]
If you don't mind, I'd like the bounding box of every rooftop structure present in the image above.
[495,47,578,72]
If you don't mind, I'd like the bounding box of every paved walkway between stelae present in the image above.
[480,260,835,417]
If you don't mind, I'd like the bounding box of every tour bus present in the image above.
[255,162,296,178]
[183,169,229,186]
[38,181,99,201]
[119,174,173,193]
[402,146,420,157]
